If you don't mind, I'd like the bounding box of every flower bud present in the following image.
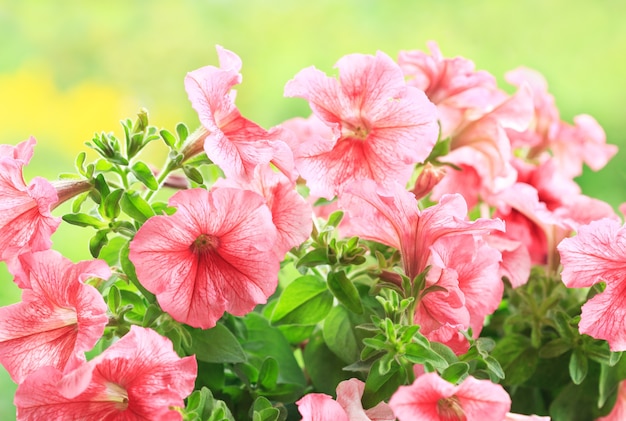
[411,162,446,200]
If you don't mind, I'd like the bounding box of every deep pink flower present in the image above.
[184,46,293,182]
[214,165,312,258]
[398,41,504,138]
[129,187,280,328]
[0,137,60,263]
[14,325,197,421]
[504,414,550,421]
[558,218,626,351]
[297,378,395,421]
[284,51,438,198]
[339,179,504,281]
[389,372,511,421]
[0,250,109,383]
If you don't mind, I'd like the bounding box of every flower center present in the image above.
[437,395,466,421]
[99,382,129,411]
[191,234,219,254]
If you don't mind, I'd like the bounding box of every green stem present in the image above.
[144,159,179,202]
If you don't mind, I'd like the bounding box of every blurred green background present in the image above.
[1,0,625,418]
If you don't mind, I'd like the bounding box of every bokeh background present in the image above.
[1,0,625,418]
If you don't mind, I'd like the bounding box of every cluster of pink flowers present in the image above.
[0,40,624,420]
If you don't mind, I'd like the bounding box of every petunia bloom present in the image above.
[14,325,197,421]
[184,45,293,182]
[389,372,511,421]
[213,165,312,259]
[0,250,109,383]
[0,137,60,264]
[129,187,280,328]
[297,378,395,421]
[284,51,438,198]
[339,179,504,281]
[558,218,626,351]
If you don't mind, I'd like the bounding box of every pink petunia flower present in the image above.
[283,51,438,198]
[389,372,511,421]
[0,137,61,263]
[339,179,504,281]
[213,165,312,259]
[398,41,505,139]
[505,67,617,178]
[417,235,503,353]
[0,250,109,383]
[297,378,395,421]
[504,413,550,421]
[184,45,293,182]
[129,187,280,329]
[558,218,626,351]
[14,325,197,421]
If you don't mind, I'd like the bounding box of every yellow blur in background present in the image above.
[2,0,626,418]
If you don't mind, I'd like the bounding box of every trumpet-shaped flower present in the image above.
[129,187,280,329]
[297,378,395,421]
[0,250,109,383]
[389,372,511,421]
[185,45,293,181]
[0,137,60,264]
[558,218,626,351]
[339,179,504,281]
[14,325,197,421]
[284,51,438,198]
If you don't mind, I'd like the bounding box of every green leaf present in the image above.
[599,361,621,408]
[120,191,155,223]
[102,188,124,220]
[323,305,360,364]
[491,334,539,385]
[327,270,363,314]
[362,359,407,409]
[107,285,122,314]
[89,229,109,258]
[183,165,204,185]
[569,349,589,385]
[296,248,329,268]
[270,275,333,325]
[258,357,279,390]
[176,122,190,144]
[325,210,344,228]
[71,191,90,213]
[302,330,354,395]
[185,387,235,421]
[539,338,572,359]
[251,397,283,421]
[62,213,107,229]
[98,236,126,266]
[403,343,448,369]
[184,323,246,364]
[75,151,87,175]
[131,161,158,190]
[160,129,177,148]
[441,362,470,384]
[240,312,306,387]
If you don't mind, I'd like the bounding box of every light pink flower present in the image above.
[398,41,505,138]
[558,218,626,351]
[0,137,60,263]
[339,179,504,281]
[14,325,197,421]
[389,372,511,421]
[597,380,626,421]
[129,187,280,328]
[185,45,293,181]
[0,250,109,383]
[284,51,438,198]
[431,85,534,208]
[213,165,312,258]
[297,378,395,421]
[505,68,617,178]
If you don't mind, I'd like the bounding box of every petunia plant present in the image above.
[0,42,624,421]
